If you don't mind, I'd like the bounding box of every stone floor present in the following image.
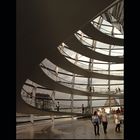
[16,117,124,139]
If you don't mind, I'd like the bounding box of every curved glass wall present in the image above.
[20,5,124,114]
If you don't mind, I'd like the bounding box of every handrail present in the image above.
[21,88,123,114]
[21,90,81,113]
[59,40,123,61]
[58,46,123,75]
[40,63,124,93]
[91,21,123,39]
[58,51,120,65]
[75,33,123,53]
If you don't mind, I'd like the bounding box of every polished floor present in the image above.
[16,117,124,139]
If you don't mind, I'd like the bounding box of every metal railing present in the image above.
[57,45,123,76]
[21,88,86,114]
[21,87,124,115]
[41,64,123,94]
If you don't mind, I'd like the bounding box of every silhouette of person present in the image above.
[56,102,60,111]
[82,104,84,114]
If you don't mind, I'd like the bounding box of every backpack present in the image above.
[92,116,99,123]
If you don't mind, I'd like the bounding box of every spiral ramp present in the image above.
[16,0,124,116]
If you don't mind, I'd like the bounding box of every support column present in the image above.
[70,93,74,114]
[87,39,97,114]
[88,18,102,114]
[51,115,55,128]
[51,66,58,111]
[51,91,55,111]
[108,26,114,113]
[30,114,34,123]
[32,84,37,107]
[108,46,111,113]
[71,73,75,114]
[87,78,92,114]
[70,54,77,117]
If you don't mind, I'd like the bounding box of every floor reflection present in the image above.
[16,118,124,139]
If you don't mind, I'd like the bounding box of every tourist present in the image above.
[56,102,60,111]
[92,111,100,136]
[114,112,121,132]
[101,108,108,134]
[82,104,84,114]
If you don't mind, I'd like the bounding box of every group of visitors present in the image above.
[92,108,121,136]
[115,87,121,94]
[111,107,124,115]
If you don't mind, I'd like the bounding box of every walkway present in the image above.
[16,117,124,139]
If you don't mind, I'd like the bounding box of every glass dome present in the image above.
[21,3,124,114]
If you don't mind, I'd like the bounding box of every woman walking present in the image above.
[92,111,100,136]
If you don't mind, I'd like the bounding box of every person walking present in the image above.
[56,102,60,111]
[92,111,100,136]
[114,112,121,132]
[82,104,84,114]
[101,108,108,134]
[118,87,121,93]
